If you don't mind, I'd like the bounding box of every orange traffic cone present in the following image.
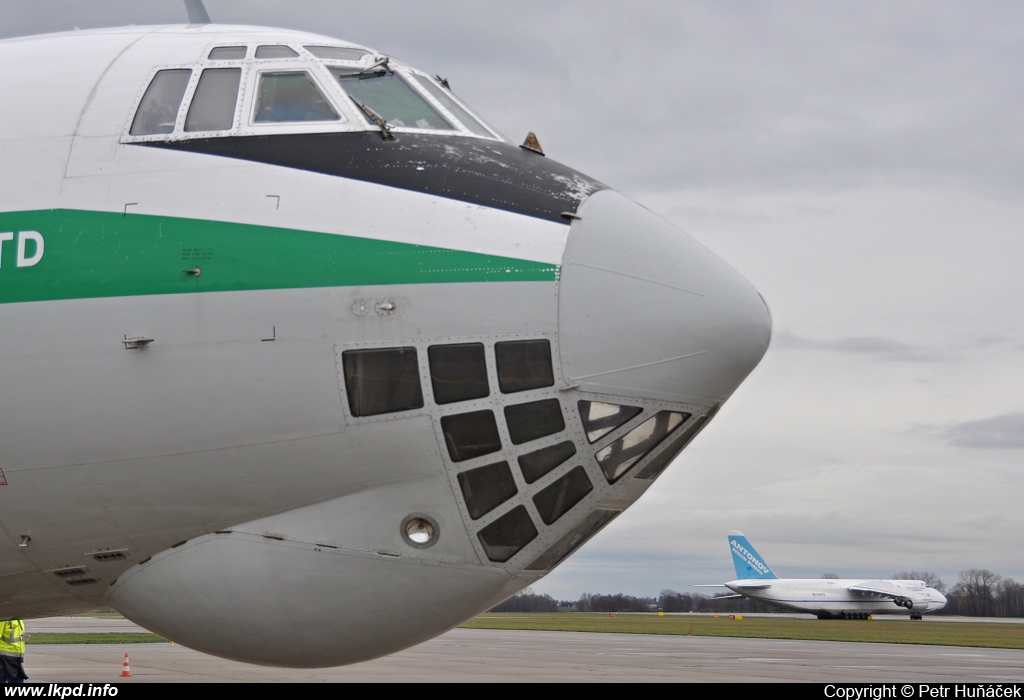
[120,653,132,678]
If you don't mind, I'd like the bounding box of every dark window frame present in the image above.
[342,347,425,418]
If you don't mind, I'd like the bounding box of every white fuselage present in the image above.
[725,578,947,617]
[0,24,771,666]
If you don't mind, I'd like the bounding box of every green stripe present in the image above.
[0,209,558,304]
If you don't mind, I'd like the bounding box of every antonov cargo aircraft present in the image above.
[721,532,947,620]
[0,7,771,667]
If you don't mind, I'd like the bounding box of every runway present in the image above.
[20,618,1024,683]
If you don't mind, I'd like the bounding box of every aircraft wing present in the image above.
[847,581,906,599]
[692,582,772,591]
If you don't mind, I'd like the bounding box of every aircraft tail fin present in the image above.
[185,0,212,24]
[727,531,778,580]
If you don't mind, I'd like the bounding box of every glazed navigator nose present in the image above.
[558,190,771,405]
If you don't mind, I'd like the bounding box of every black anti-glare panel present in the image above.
[428,343,489,405]
[504,399,565,445]
[146,133,605,223]
[342,347,423,417]
[517,441,577,483]
[440,410,502,462]
[457,461,518,520]
[477,506,538,563]
[532,466,593,525]
[495,339,555,394]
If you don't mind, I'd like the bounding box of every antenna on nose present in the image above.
[184,0,212,24]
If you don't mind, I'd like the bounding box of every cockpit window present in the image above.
[130,69,191,135]
[254,72,340,123]
[255,45,299,59]
[332,68,455,130]
[127,47,504,142]
[306,45,371,61]
[185,68,241,132]
[412,74,495,138]
[208,46,247,60]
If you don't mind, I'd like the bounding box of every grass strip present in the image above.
[27,633,166,645]
[461,613,1024,649]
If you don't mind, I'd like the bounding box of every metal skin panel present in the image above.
[0,572,80,619]
[0,24,773,667]
[558,190,772,405]
[106,533,526,668]
[230,474,474,562]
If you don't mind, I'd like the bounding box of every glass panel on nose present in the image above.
[440,410,501,462]
[596,411,690,483]
[524,509,619,572]
[504,399,565,445]
[208,46,247,60]
[185,67,241,132]
[428,343,489,404]
[477,506,538,563]
[342,347,424,417]
[130,69,192,135]
[518,441,577,483]
[457,461,517,520]
[305,46,371,61]
[495,340,554,393]
[532,466,592,525]
[577,401,642,443]
[255,71,339,123]
[633,413,712,481]
[256,45,299,59]
[332,68,455,130]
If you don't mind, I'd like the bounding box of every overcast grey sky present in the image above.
[4,1,1023,599]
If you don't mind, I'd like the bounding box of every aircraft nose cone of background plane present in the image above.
[558,190,771,406]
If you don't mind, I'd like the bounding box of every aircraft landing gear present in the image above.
[910,614,923,621]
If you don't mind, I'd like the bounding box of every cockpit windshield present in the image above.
[255,72,340,123]
[411,74,494,138]
[331,68,454,131]
[306,45,371,62]
[125,43,503,141]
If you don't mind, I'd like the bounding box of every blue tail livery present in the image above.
[728,530,778,580]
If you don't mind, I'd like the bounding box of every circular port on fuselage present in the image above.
[402,515,439,548]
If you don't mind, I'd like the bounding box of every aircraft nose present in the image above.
[558,190,771,405]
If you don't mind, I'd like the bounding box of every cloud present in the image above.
[969,335,1016,348]
[940,413,1024,449]
[772,331,948,361]
[6,2,1024,200]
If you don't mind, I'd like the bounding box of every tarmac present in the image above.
[18,616,1024,683]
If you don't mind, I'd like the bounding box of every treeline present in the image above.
[489,588,560,612]
[490,568,1024,617]
[932,569,1024,617]
[887,569,1024,617]
[489,588,779,614]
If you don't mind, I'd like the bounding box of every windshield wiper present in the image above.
[335,56,392,79]
[349,96,393,140]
